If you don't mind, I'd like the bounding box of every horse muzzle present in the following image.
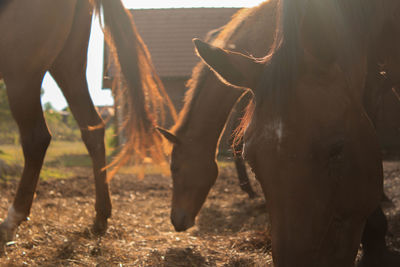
[170,209,195,232]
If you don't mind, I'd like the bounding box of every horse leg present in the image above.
[233,142,256,199]
[49,68,110,235]
[231,92,256,198]
[0,74,51,248]
[357,206,400,267]
[49,0,110,235]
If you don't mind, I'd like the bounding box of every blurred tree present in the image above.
[0,82,81,143]
[43,101,54,112]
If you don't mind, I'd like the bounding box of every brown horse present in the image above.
[172,0,400,266]
[158,0,278,231]
[0,0,173,248]
[157,12,272,201]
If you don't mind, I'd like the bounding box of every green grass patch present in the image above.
[48,154,92,168]
[218,160,236,169]
[40,168,74,181]
[0,141,91,181]
[44,141,91,168]
[0,139,237,181]
[0,144,22,164]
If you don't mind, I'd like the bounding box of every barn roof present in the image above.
[103,7,240,87]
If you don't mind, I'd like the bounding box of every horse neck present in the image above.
[174,71,245,154]
[171,1,277,153]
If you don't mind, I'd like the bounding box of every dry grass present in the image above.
[0,158,272,266]
[0,142,399,266]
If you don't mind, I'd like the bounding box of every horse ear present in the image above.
[156,127,180,144]
[193,38,262,90]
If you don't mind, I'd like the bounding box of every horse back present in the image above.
[0,0,77,77]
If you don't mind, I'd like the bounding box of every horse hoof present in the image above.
[92,216,108,236]
[0,222,16,255]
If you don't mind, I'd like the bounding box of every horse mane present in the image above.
[255,0,304,112]
[232,0,305,143]
[172,6,259,136]
[235,0,380,142]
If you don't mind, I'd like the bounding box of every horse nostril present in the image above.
[170,210,194,232]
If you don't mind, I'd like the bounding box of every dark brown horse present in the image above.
[0,0,174,248]
[170,0,400,266]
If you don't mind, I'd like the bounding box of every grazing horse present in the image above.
[0,0,173,248]
[158,0,278,231]
[170,0,400,266]
[158,16,270,201]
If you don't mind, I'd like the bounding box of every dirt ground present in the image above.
[0,161,399,266]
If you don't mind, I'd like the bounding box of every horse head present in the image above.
[194,38,383,266]
[157,127,218,232]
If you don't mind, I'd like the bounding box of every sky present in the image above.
[41,0,265,110]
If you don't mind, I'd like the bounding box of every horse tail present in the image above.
[92,0,177,180]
